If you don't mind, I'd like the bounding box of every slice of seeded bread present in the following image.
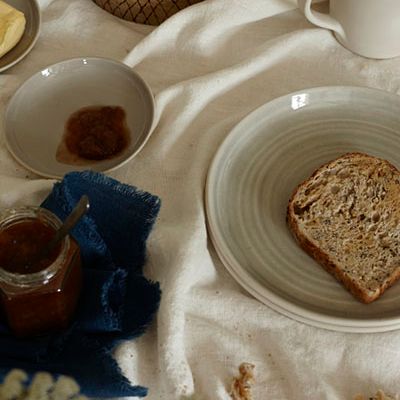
[287,152,400,304]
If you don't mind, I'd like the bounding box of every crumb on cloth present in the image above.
[354,390,399,400]
[230,362,255,400]
[227,363,397,400]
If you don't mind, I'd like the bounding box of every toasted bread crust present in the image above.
[287,152,400,304]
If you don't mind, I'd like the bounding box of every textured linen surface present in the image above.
[2,0,400,399]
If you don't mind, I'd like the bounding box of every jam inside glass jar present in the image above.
[0,207,82,337]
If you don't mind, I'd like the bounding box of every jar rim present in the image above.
[0,206,70,287]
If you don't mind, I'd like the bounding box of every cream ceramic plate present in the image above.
[5,57,155,178]
[0,0,40,73]
[206,86,400,333]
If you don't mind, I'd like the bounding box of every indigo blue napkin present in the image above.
[0,171,162,398]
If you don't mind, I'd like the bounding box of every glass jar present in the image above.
[0,206,82,337]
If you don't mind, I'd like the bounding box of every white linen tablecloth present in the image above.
[2,0,400,399]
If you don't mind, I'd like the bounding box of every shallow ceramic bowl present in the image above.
[0,0,41,73]
[4,57,155,178]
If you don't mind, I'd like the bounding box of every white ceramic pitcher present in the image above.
[298,0,400,59]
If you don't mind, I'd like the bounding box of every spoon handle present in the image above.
[45,195,90,257]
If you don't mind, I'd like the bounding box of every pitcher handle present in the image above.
[298,0,345,38]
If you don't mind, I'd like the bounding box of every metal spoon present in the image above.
[36,195,90,262]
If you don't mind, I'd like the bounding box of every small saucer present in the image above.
[5,57,155,178]
[0,0,41,73]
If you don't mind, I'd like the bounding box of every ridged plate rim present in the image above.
[205,85,400,333]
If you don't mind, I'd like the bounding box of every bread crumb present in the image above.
[354,390,399,400]
[230,362,255,400]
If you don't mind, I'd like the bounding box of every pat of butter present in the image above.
[0,0,26,58]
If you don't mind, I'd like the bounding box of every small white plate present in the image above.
[5,57,155,178]
[0,0,40,73]
[206,86,400,333]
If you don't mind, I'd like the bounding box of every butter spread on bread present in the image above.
[0,1,26,59]
[287,152,400,303]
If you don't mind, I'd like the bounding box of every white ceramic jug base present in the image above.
[334,32,400,60]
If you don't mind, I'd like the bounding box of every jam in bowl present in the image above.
[0,206,82,337]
